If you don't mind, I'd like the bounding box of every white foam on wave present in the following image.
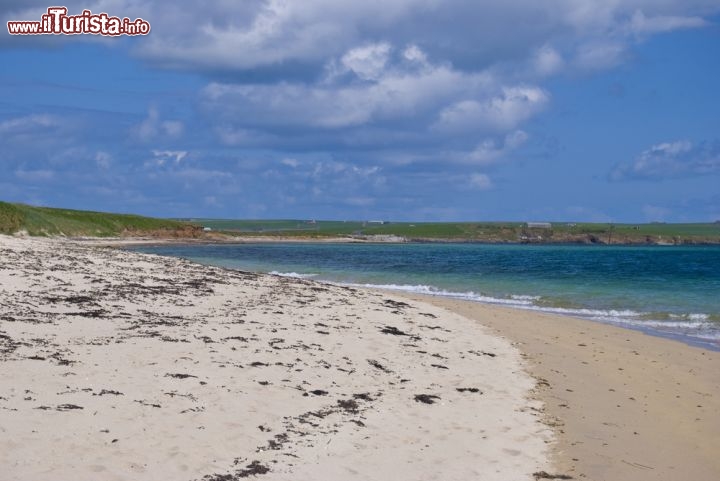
[269,271,319,279]
[340,282,542,307]
[336,281,720,341]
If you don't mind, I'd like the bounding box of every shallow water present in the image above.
[132,243,720,350]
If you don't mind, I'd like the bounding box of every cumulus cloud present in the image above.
[146,149,188,168]
[132,107,184,142]
[434,87,548,133]
[3,0,718,220]
[4,1,713,72]
[129,1,716,76]
[464,130,529,165]
[202,42,546,160]
[339,43,392,81]
[203,49,496,131]
[610,140,720,180]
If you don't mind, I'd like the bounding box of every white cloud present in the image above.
[133,107,184,141]
[533,45,564,76]
[469,173,492,190]
[611,140,720,180]
[340,43,392,80]
[574,41,626,71]
[403,44,428,65]
[162,120,185,137]
[2,1,716,74]
[0,114,57,133]
[434,87,549,133]
[107,0,717,75]
[203,49,499,130]
[465,130,528,165]
[281,157,300,168]
[146,150,189,168]
[628,10,708,35]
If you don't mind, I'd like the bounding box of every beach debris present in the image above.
[95,389,124,396]
[352,393,373,401]
[380,325,420,340]
[367,359,392,373]
[532,471,573,480]
[56,403,83,411]
[469,349,496,357]
[165,373,198,379]
[383,299,411,310]
[203,460,270,480]
[414,394,441,404]
[456,388,482,393]
[336,399,359,413]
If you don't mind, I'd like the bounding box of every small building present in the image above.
[203,227,212,232]
[526,222,552,229]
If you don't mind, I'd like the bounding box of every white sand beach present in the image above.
[0,236,552,481]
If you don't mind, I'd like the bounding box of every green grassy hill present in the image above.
[0,202,199,237]
[184,218,720,244]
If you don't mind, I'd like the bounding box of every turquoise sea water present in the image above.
[132,243,720,350]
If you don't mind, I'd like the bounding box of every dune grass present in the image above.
[0,201,195,237]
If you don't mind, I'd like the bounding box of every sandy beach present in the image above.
[0,235,552,481]
[2,236,718,481]
[400,294,720,481]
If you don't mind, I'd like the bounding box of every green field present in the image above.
[181,218,720,243]
[2,202,719,243]
[0,202,196,237]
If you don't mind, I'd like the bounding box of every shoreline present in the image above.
[396,292,720,481]
[42,234,720,247]
[103,236,720,353]
[0,236,553,481]
[2,235,718,480]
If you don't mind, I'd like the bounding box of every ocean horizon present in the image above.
[132,242,720,351]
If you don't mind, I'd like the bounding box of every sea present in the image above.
[131,243,720,350]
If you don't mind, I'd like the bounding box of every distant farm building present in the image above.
[525,222,552,229]
[202,227,212,232]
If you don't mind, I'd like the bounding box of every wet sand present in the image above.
[400,293,720,481]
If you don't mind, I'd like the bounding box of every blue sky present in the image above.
[1,1,719,222]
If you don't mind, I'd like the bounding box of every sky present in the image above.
[1,1,719,222]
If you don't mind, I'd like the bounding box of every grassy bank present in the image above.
[183,218,720,244]
[2,202,718,243]
[0,202,199,237]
